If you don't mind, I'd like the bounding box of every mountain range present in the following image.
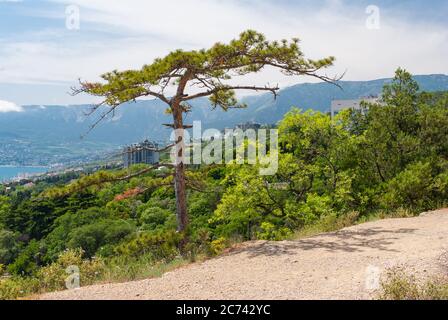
[1,74,448,166]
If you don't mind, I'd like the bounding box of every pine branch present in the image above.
[183,85,280,101]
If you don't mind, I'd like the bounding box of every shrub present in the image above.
[7,240,42,276]
[67,220,135,258]
[209,237,228,256]
[115,230,181,262]
[43,207,114,262]
[257,222,292,241]
[38,249,105,292]
[0,277,40,300]
[139,207,175,231]
[0,229,20,265]
[380,162,434,212]
[379,268,448,300]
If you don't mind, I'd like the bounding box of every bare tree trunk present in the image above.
[174,162,188,233]
[172,103,189,235]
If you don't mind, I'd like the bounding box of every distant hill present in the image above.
[1,74,447,165]
[238,74,448,124]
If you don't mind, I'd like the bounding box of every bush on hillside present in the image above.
[379,267,448,300]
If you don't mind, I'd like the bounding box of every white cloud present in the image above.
[0,0,447,103]
[0,100,23,112]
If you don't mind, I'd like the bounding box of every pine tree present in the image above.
[74,30,337,238]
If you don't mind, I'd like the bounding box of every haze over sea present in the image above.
[0,166,48,183]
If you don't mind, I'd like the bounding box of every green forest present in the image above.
[1,69,448,299]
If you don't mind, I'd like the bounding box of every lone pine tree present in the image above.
[75,30,337,238]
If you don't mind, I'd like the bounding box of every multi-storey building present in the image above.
[123,140,160,168]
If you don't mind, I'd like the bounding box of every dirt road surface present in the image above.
[40,209,448,300]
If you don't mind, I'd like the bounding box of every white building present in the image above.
[123,140,160,168]
[331,96,380,119]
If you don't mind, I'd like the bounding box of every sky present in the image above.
[0,0,447,109]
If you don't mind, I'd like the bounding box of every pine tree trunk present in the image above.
[174,162,188,233]
[172,103,189,235]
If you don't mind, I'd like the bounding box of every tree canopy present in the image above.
[76,30,337,120]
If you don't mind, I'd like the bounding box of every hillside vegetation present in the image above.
[1,69,448,299]
[1,74,448,166]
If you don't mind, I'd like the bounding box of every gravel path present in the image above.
[40,209,448,300]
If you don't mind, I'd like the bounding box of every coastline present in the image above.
[0,166,50,183]
[0,165,50,168]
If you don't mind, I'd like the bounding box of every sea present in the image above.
[0,166,49,183]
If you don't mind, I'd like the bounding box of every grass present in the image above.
[379,267,448,300]
[292,208,416,240]
[99,255,195,283]
[357,208,415,224]
[0,251,207,300]
[292,212,358,239]
[0,277,40,300]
